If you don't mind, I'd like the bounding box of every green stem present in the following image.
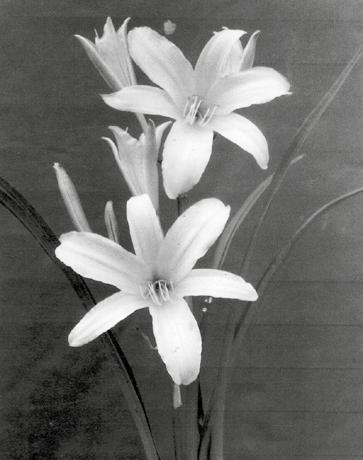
[0,175,159,460]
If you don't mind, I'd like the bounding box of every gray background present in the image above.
[0,0,362,458]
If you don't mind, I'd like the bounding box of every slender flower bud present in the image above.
[104,201,119,243]
[102,121,170,211]
[75,17,136,91]
[53,163,91,232]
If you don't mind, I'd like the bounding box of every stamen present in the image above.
[142,280,174,306]
[183,95,202,125]
[198,104,218,127]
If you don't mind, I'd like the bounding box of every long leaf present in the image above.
[212,175,273,269]
[233,186,363,349]
[0,175,160,460]
[240,44,362,276]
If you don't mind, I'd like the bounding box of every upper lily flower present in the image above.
[102,120,170,210]
[55,194,258,385]
[102,27,291,199]
[75,17,136,91]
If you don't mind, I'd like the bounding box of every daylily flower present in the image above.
[75,17,136,91]
[102,27,291,199]
[102,120,170,210]
[55,194,258,385]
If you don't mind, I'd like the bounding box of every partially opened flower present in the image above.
[102,27,291,198]
[75,17,136,91]
[55,194,258,385]
[102,120,170,210]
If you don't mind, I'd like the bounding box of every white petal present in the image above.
[162,121,214,199]
[55,231,150,293]
[75,17,136,90]
[127,195,163,266]
[75,34,124,91]
[174,269,258,301]
[102,85,180,119]
[128,27,194,109]
[194,28,246,96]
[209,113,269,169]
[154,121,172,151]
[103,127,142,196]
[222,40,244,76]
[149,299,201,385]
[240,30,260,70]
[69,292,146,347]
[157,199,230,283]
[104,200,119,243]
[207,67,291,115]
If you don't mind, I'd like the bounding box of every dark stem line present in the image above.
[0,175,159,460]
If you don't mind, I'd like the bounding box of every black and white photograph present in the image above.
[0,1,362,458]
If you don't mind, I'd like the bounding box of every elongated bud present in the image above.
[53,163,91,232]
[104,200,119,243]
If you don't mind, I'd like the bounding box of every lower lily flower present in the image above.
[55,194,258,385]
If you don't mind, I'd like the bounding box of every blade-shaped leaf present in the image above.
[241,45,362,275]
[212,175,272,270]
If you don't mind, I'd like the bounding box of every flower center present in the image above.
[183,95,217,127]
[141,280,174,306]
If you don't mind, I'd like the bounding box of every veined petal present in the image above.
[157,198,230,283]
[127,195,163,266]
[128,27,194,109]
[102,85,180,119]
[149,299,201,385]
[69,292,147,347]
[174,269,258,301]
[194,28,246,96]
[209,113,269,169]
[207,67,291,115]
[162,121,214,199]
[55,231,150,293]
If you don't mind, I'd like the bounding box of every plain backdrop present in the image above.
[0,1,362,458]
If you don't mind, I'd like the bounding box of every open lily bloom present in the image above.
[55,194,258,385]
[102,121,170,210]
[75,17,136,91]
[102,27,291,198]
